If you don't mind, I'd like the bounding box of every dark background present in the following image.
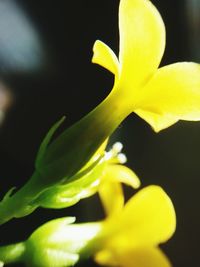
[0,0,200,266]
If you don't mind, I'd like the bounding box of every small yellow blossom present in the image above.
[95,185,176,267]
[0,186,175,267]
[92,0,200,132]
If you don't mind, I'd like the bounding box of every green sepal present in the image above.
[33,155,106,209]
[35,116,66,168]
[2,187,16,202]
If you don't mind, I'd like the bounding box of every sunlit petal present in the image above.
[114,186,176,246]
[96,247,171,267]
[98,178,124,216]
[104,164,140,189]
[119,0,165,87]
[92,40,120,79]
[135,62,200,132]
[135,109,179,132]
[95,249,120,266]
[98,164,140,216]
[122,247,171,267]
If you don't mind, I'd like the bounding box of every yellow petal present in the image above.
[119,0,165,87]
[134,109,179,132]
[113,186,176,246]
[95,249,120,266]
[135,62,200,132]
[120,247,171,267]
[98,178,124,216]
[98,164,140,216]
[95,247,171,267]
[104,164,141,189]
[92,40,120,79]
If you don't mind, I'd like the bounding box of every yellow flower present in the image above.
[95,185,176,267]
[92,0,200,132]
[1,0,195,224]
[36,0,200,184]
[0,186,174,267]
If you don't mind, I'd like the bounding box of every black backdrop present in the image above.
[0,1,200,266]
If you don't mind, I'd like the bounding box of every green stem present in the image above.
[0,242,25,264]
[0,171,46,225]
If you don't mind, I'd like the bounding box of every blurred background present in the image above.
[0,0,199,266]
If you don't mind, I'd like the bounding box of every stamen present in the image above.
[117,153,127,164]
[103,142,127,165]
[112,142,123,154]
